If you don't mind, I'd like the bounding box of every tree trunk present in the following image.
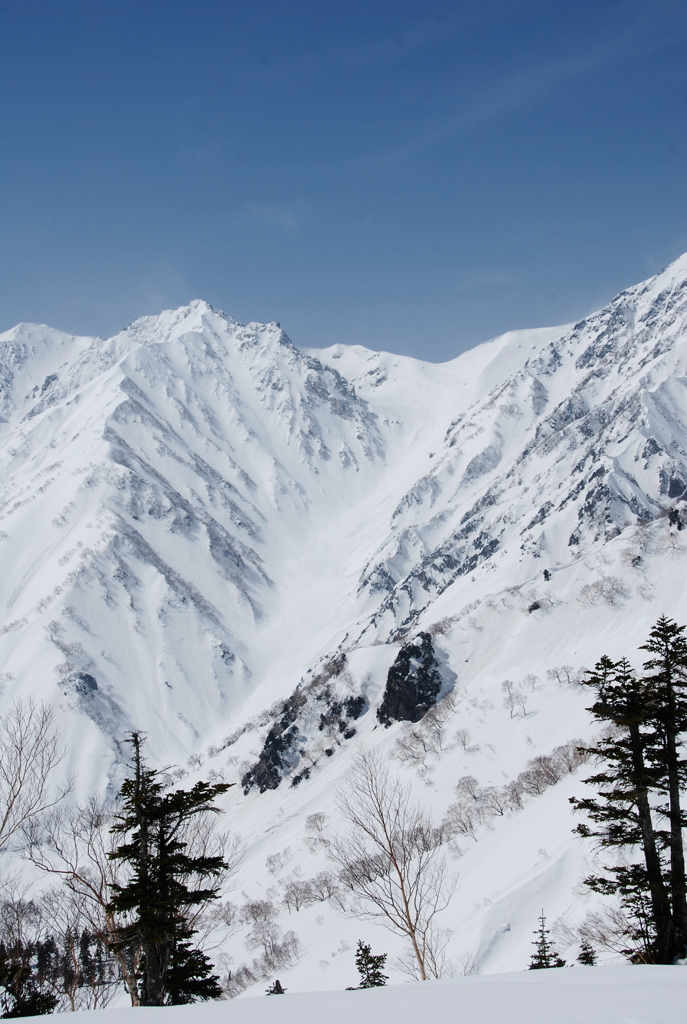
[141,940,170,1006]
[629,722,672,961]
[665,711,687,961]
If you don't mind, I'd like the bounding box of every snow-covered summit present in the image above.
[1,255,687,983]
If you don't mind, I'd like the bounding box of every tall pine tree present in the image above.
[573,619,687,963]
[571,655,672,962]
[109,734,231,1005]
[640,617,687,960]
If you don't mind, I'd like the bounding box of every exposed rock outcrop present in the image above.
[377,632,442,726]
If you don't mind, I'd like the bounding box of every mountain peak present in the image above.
[3,260,687,986]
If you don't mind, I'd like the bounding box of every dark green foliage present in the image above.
[165,943,223,1005]
[571,654,672,962]
[0,928,116,1015]
[348,940,388,989]
[377,633,442,726]
[528,913,566,969]
[265,979,286,995]
[572,618,687,963]
[109,733,231,1005]
[576,940,597,965]
[640,617,687,960]
[0,951,56,1017]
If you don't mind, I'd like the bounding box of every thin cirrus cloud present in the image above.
[350,13,687,172]
[323,0,540,73]
[242,202,302,234]
[455,271,518,293]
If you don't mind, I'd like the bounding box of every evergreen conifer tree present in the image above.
[0,951,57,1017]
[571,655,672,962]
[640,617,687,960]
[528,913,566,969]
[576,940,597,965]
[108,734,231,1005]
[265,980,286,995]
[572,620,687,963]
[351,940,388,988]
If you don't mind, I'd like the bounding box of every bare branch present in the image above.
[328,749,456,980]
[0,698,70,850]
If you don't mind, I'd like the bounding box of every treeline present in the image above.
[0,913,116,1016]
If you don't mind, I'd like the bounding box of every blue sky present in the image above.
[1,0,686,361]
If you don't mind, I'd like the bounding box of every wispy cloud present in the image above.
[329,0,540,72]
[455,270,517,292]
[349,11,687,171]
[242,202,302,233]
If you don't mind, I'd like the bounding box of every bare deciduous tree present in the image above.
[442,740,589,846]
[0,698,69,851]
[221,898,301,996]
[40,886,120,1010]
[568,905,647,963]
[392,727,435,769]
[502,680,530,718]
[304,812,326,834]
[178,815,243,943]
[422,693,458,748]
[306,870,344,907]
[578,576,630,607]
[23,798,140,1004]
[328,750,456,981]
[393,693,460,769]
[282,879,315,913]
[547,665,583,689]
[443,799,483,842]
[0,879,119,1011]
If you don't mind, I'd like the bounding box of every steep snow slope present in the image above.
[1,256,687,983]
[0,302,574,773]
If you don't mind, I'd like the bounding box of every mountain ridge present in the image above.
[1,256,687,983]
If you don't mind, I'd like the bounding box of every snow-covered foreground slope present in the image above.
[1,255,687,986]
[57,967,687,1024]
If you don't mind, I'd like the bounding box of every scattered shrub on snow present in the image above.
[442,740,588,847]
[578,576,630,607]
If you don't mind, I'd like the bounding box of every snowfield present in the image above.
[1,255,687,991]
[55,967,687,1024]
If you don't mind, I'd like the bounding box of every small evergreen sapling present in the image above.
[528,913,566,969]
[577,941,597,965]
[347,940,388,989]
[265,980,286,995]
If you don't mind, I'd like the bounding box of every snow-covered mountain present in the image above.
[1,255,687,987]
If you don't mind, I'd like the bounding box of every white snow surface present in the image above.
[2,255,687,990]
[53,967,687,1024]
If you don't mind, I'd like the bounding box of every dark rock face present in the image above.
[241,691,307,794]
[377,632,442,726]
[74,672,98,695]
[241,655,370,794]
